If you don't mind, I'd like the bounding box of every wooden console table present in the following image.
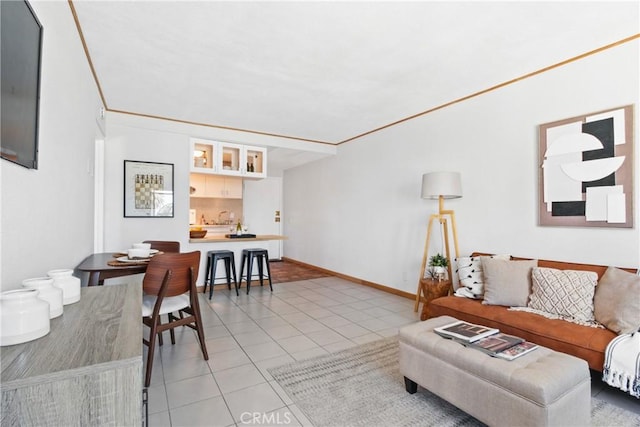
[419,278,451,321]
[1,283,142,425]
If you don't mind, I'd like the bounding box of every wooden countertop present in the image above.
[189,234,287,243]
[1,283,141,385]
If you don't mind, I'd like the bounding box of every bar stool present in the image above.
[239,248,273,294]
[203,250,239,299]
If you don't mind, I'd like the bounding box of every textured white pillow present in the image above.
[456,254,510,298]
[528,267,598,323]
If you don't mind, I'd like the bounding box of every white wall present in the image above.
[283,40,640,295]
[1,1,103,290]
[102,124,190,251]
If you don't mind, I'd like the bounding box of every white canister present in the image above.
[47,269,81,305]
[0,289,50,346]
[22,277,64,318]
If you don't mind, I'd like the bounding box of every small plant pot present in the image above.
[433,266,446,281]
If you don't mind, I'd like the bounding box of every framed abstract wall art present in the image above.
[539,105,633,228]
[124,160,174,218]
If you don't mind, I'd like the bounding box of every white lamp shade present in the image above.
[421,172,462,199]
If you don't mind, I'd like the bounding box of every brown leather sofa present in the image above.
[427,253,636,371]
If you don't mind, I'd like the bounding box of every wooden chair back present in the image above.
[143,251,200,298]
[143,240,180,253]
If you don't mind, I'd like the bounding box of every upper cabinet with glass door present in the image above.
[244,145,267,179]
[217,142,243,176]
[191,139,218,173]
[190,138,267,179]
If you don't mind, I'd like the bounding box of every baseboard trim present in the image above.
[281,257,416,300]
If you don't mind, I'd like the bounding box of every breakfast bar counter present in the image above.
[187,235,287,287]
[189,234,287,243]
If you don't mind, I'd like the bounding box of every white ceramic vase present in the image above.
[47,269,81,305]
[0,289,50,346]
[22,277,64,318]
[433,266,446,281]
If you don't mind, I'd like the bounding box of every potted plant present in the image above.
[428,253,449,281]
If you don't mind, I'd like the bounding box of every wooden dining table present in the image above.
[76,252,149,287]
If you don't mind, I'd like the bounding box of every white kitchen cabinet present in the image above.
[205,175,243,199]
[190,138,218,173]
[190,173,206,196]
[217,142,267,179]
[217,142,243,176]
[190,173,242,199]
[190,138,267,178]
[244,145,267,179]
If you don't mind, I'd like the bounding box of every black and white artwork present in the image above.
[124,160,174,218]
[539,105,633,228]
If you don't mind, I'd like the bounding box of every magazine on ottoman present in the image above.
[435,320,538,360]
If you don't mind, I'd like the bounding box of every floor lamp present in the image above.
[414,171,462,312]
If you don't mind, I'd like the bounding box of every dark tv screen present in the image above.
[1,0,43,169]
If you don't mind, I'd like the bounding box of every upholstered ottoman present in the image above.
[399,316,591,426]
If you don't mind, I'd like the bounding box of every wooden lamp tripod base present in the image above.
[414,195,460,312]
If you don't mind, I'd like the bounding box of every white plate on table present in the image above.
[116,256,151,263]
[115,249,159,257]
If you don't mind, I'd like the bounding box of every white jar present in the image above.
[22,277,64,318]
[0,289,50,346]
[47,269,81,305]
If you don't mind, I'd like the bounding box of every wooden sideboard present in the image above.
[1,283,142,426]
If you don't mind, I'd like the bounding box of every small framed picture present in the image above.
[124,160,174,218]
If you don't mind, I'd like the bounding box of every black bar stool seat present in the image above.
[203,250,238,299]
[239,248,272,294]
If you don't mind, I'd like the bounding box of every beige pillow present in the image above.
[456,254,510,298]
[594,266,640,334]
[482,258,538,307]
[528,267,598,324]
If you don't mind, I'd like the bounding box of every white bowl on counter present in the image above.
[47,269,81,305]
[0,288,51,346]
[22,277,64,318]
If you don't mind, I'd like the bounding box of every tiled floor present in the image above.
[144,276,640,426]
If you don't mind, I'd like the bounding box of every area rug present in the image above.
[268,337,640,427]
[268,260,330,284]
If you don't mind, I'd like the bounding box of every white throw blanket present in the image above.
[602,331,640,398]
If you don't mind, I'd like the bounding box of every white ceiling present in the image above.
[72,1,638,145]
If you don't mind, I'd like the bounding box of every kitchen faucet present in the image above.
[218,210,229,224]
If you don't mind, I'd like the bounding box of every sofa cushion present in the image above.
[528,267,598,324]
[594,266,640,334]
[455,254,510,298]
[428,295,616,371]
[482,258,537,307]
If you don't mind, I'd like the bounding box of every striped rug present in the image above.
[269,337,640,427]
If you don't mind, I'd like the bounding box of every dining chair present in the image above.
[141,251,208,387]
[143,241,181,326]
[143,240,180,253]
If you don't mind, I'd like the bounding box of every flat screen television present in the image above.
[1,0,43,169]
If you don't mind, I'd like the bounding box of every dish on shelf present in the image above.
[190,229,208,238]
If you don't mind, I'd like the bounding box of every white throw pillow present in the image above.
[528,267,598,324]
